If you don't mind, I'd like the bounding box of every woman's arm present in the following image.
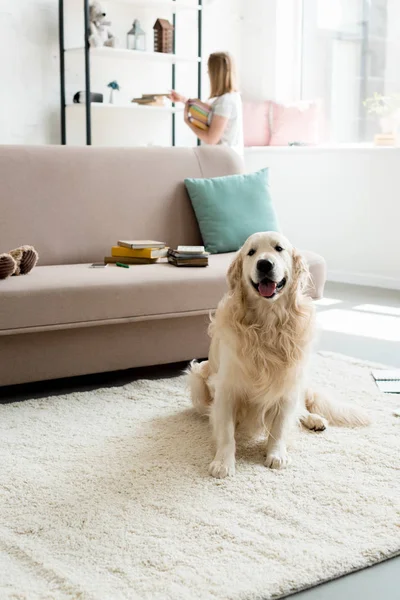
[184,102,228,145]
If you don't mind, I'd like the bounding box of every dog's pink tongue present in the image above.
[258,281,277,298]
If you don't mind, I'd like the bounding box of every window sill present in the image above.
[244,143,400,153]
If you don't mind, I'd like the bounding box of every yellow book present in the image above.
[104,256,159,265]
[189,117,209,131]
[111,246,168,259]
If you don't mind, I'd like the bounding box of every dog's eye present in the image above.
[247,249,256,257]
[275,245,284,252]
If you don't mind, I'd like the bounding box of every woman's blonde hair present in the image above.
[208,52,237,98]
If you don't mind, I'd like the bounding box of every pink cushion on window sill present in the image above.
[242,100,271,147]
[269,101,321,146]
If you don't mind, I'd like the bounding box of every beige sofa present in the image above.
[0,145,326,387]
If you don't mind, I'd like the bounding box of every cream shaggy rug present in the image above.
[0,353,399,600]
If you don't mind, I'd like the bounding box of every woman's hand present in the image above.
[168,90,187,104]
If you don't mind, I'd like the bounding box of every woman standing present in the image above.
[169,52,243,155]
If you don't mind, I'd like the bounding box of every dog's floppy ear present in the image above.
[291,249,310,294]
[227,251,243,292]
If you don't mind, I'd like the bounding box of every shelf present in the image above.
[102,0,201,10]
[60,0,202,145]
[66,47,200,64]
[67,103,184,114]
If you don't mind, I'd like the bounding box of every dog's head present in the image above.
[227,232,309,303]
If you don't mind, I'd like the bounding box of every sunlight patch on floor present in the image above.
[353,304,400,317]
[317,309,400,342]
[314,297,342,307]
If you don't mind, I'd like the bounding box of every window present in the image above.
[301,0,400,143]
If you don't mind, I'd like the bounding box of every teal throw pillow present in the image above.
[184,168,279,254]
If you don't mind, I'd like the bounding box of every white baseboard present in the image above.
[327,270,400,291]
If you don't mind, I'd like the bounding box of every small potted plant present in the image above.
[107,80,120,104]
[364,92,400,139]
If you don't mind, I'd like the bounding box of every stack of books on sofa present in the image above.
[105,240,168,265]
[168,246,209,267]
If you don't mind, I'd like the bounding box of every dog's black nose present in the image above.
[257,259,274,275]
[102,12,106,16]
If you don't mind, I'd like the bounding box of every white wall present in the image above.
[274,0,302,103]
[239,0,277,101]
[385,0,400,96]
[239,0,302,104]
[245,147,400,290]
[0,0,243,147]
[0,0,60,145]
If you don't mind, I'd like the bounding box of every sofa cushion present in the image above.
[243,101,271,147]
[185,169,280,254]
[0,256,234,333]
[269,101,321,146]
[0,251,326,334]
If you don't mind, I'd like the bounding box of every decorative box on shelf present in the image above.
[153,19,174,53]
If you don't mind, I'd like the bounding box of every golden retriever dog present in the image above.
[188,232,370,478]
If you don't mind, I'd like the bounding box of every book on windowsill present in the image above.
[374,133,397,147]
[118,240,166,250]
[104,256,160,265]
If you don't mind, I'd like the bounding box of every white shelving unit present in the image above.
[67,102,184,113]
[66,47,200,64]
[59,0,202,145]
[101,0,201,11]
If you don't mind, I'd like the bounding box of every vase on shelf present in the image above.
[379,112,399,136]
[107,80,120,105]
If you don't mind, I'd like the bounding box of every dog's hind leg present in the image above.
[299,388,328,431]
[300,411,328,432]
[305,387,370,427]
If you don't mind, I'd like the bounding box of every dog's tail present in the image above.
[305,388,371,427]
[186,360,212,416]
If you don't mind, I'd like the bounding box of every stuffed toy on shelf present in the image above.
[89,1,117,48]
[0,246,38,280]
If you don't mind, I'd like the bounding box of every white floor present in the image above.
[290,282,400,600]
[315,282,400,368]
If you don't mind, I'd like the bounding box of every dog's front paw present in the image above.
[209,458,235,479]
[265,451,289,470]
